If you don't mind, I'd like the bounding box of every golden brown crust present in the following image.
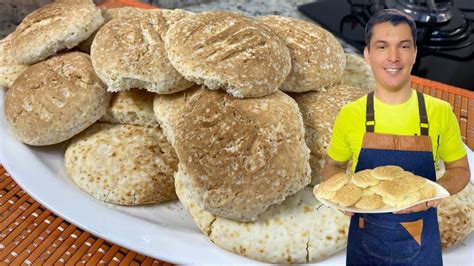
[331,184,362,207]
[4,52,110,145]
[372,165,405,180]
[371,179,409,201]
[352,169,380,188]
[257,15,346,92]
[91,10,193,93]
[165,11,291,98]
[353,194,384,210]
[291,85,367,185]
[173,89,310,221]
[153,84,202,146]
[0,33,28,88]
[318,172,350,192]
[12,0,103,64]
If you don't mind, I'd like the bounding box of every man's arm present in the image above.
[321,156,350,182]
[438,155,470,195]
[396,155,470,214]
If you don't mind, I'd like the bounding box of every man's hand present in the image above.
[344,211,355,216]
[394,199,442,214]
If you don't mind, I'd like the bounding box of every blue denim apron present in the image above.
[346,92,442,265]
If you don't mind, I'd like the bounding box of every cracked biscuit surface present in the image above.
[12,0,104,65]
[91,9,194,93]
[257,15,346,92]
[174,165,349,263]
[165,11,291,98]
[291,84,367,185]
[173,89,310,221]
[4,52,110,145]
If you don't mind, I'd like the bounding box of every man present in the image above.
[321,9,470,265]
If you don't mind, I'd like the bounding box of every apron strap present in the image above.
[365,91,429,135]
[366,92,375,132]
[417,92,429,136]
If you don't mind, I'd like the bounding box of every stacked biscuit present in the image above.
[315,165,438,210]
[0,1,396,263]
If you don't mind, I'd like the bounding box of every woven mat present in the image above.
[411,75,474,149]
[0,166,173,265]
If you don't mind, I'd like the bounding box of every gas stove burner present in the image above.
[386,0,453,23]
[345,0,473,51]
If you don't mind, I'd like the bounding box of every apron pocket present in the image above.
[362,218,422,262]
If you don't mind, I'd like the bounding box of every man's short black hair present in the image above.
[365,9,417,48]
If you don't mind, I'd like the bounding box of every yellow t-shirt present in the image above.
[327,90,466,172]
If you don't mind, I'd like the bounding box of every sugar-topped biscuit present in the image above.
[318,172,350,192]
[332,184,362,207]
[352,169,380,188]
[383,190,421,207]
[354,194,385,210]
[372,165,405,180]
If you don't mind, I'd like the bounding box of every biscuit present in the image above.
[91,9,194,94]
[77,6,150,53]
[257,15,346,92]
[153,85,201,145]
[12,0,104,64]
[4,52,110,145]
[291,85,367,185]
[332,184,362,207]
[383,190,420,207]
[418,183,437,200]
[100,89,158,127]
[372,165,405,180]
[371,179,409,202]
[173,89,310,221]
[341,53,375,92]
[0,33,28,88]
[318,172,350,192]
[314,185,336,201]
[354,194,385,210]
[165,11,291,98]
[398,172,428,193]
[352,169,380,188]
[65,123,178,205]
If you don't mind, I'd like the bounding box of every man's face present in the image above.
[364,22,417,92]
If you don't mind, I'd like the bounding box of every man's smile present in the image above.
[384,67,403,75]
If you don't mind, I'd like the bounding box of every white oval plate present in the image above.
[0,87,472,264]
[314,179,450,214]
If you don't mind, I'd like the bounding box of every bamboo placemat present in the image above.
[0,166,173,265]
